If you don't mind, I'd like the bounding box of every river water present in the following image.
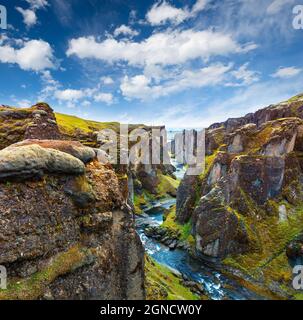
[135,158,264,300]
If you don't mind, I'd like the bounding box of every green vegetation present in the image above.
[55,113,120,135]
[156,173,180,198]
[133,190,155,214]
[199,151,218,181]
[0,245,94,300]
[287,94,303,103]
[145,255,201,300]
[162,205,195,246]
[223,204,303,297]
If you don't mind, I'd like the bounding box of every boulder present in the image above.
[0,144,85,181]
[9,139,96,164]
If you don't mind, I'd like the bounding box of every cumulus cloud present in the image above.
[120,63,232,101]
[146,0,207,26]
[38,70,115,106]
[16,7,37,28]
[272,66,302,78]
[113,25,139,38]
[17,0,49,28]
[67,29,255,67]
[0,39,55,71]
[101,76,114,85]
[94,92,114,105]
[54,89,85,101]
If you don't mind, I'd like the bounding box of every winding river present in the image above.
[135,159,264,300]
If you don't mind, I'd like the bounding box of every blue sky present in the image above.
[0,0,303,128]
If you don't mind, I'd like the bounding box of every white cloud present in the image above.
[101,76,114,85]
[55,89,85,101]
[83,100,91,107]
[94,92,114,105]
[39,72,115,106]
[146,0,207,26]
[113,25,139,38]
[146,1,189,26]
[192,0,208,14]
[25,0,49,10]
[120,63,232,101]
[267,0,295,15]
[228,63,260,86]
[272,66,302,78]
[16,7,37,28]
[0,39,55,71]
[67,29,255,67]
[147,75,303,128]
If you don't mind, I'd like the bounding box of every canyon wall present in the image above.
[0,103,145,300]
[175,94,303,298]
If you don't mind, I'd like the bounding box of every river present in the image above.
[135,158,264,300]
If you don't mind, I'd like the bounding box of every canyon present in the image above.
[1,93,303,299]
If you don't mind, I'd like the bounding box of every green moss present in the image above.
[287,94,303,103]
[294,293,303,300]
[223,204,303,297]
[0,245,94,300]
[156,173,180,198]
[133,193,148,214]
[162,205,195,246]
[145,255,201,300]
[246,125,274,154]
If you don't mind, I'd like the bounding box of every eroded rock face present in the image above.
[176,173,198,224]
[0,103,61,150]
[24,103,61,140]
[229,156,285,205]
[176,95,303,259]
[0,140,145,300]
[193,188,249,258]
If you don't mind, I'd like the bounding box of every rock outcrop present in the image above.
[0,138,145,299]
[176,95,303,257]
[174,93,303,297]
[0,103,61,150]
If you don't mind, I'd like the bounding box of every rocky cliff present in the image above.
[0,103,145,300]
[175,93,303,298]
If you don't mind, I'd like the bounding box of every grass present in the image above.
[145,255,201,300]
[55,113,120,135]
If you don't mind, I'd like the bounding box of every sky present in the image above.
[0,0,303,128]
